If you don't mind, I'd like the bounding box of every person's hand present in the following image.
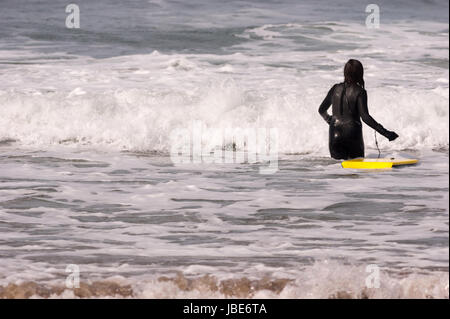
[385,130,399,141]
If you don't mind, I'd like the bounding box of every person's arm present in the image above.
[357,90,398,141]
[318,85,336,125]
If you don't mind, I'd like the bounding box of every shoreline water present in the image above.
[0,147,448,298]
[0,265,448,299]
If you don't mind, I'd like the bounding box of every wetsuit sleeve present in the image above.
[357,90,388,135]
[318,85,335,124]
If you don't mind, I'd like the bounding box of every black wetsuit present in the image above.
[318,82,395,160]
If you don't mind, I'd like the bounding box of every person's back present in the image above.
[329,82,363,122]
[318,59,398,160]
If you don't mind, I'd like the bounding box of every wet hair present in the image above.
[344,59,365,88]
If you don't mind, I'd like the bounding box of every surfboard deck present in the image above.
[341,158,419,169]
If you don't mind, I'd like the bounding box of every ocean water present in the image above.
[0,0,448,298]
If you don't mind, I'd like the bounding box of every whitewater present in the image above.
[0,0,448,298]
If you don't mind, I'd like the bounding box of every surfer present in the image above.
[318,59,398,160]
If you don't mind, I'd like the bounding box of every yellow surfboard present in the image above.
[342,158,419,169]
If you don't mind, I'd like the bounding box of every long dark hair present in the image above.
[344,59,365,88]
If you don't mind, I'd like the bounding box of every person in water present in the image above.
[318,59,398,160]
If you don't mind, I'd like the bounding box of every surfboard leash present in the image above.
[374,130,381,158]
